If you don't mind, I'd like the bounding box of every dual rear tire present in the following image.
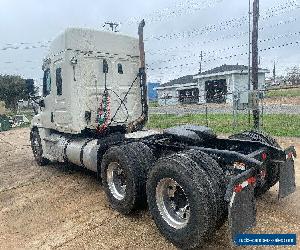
[101,144,226,249]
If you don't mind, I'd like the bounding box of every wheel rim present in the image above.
[31,133,41,158]
[156,178,190,229]
[107,162,126,200]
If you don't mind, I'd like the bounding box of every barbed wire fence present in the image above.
[149,84,300,136]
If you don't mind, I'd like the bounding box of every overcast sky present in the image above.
[0,0,299,84]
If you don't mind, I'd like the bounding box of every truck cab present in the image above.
[33,27,144,134]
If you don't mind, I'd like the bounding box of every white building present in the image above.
[157,64,269,106]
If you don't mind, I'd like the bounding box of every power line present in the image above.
[123,0,224,25]
[147,40,300,71]
[0,2,298,53]
[145,0,299,41]
[151,31,300,65]
[146,17,297,55]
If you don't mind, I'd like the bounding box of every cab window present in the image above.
[43,69,51,96]
[117,63,123,74]
[56,68,62,95]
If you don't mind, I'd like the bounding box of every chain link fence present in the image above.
[148,86,300,137]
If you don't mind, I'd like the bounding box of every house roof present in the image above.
[159,74,197,88]
[199,64,249,76]
[158,64,269,89]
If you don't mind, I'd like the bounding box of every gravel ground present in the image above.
[149,104,300,115]
[0,128,299,249]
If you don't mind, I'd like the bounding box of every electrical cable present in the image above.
[147,40,300,71]
[106,88,130,123]
[106,74,139,127]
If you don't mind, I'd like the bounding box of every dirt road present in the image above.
[0,128,299,249]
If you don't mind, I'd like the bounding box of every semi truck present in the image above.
[30,20,296,249]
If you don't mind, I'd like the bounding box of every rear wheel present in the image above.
[147,151,218,249]
[101,142,155,214]
[30,128,49,166]
[183,149,227,228]
[229,130,280,196]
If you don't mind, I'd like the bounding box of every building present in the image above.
[157,75,197,106]
[157,64,269,106]
[147,82,159,101]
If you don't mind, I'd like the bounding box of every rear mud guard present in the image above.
[225,168,256,242]
[279,147,297,199]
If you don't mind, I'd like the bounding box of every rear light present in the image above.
[261,152,267,161]
[234,184,243,193]
[233,176,256,193]
[247,176,256,185]
[287,152,293,159]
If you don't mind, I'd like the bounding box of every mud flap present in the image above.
[228,185,256,242]
[279,147,296,199]
[225,168,256,242]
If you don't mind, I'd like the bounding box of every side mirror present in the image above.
[103,59,108,73]
[39,99,45,108]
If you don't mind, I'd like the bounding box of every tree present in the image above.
[285,66,300,85]
[25,79,37,96]
[0,75,28,111]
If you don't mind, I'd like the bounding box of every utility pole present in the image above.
[199,51,203,74]
[103,22,119,32]
[252,0,260,130]
[248,0,252,92]
[273,60,276,84]
[248,0,252,127]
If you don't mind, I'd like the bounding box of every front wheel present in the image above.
[30,128,49,166]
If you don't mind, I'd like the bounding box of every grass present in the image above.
[266,87,300,98]
[147,113,300,137]
[149,101,159,107]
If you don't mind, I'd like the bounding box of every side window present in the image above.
[43,69,51,97]
[56,68,62,95]
[117,63,123,74]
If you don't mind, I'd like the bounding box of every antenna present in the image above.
[199,51,203,74]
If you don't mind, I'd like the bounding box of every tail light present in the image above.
[233,176,256,193]
[261,152,267,161]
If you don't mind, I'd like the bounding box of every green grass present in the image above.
[266,87,300,98]
[149,101,159,107]
[147,114,300,137]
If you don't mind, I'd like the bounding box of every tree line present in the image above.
[0,75,36,111]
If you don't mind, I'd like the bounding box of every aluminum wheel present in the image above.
[31,131,42,159]
[32,137,40,156]
[156,178,190,229]
[107,162,126,200]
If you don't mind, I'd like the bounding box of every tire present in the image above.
[101,142,155,214]
[229,130,281,196]
[30,128,49,166]
[146,151,217,249]
[183,149,227,228]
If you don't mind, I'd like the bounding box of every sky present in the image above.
[0,0,299,84]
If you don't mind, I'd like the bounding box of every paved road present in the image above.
[149,104,300,115]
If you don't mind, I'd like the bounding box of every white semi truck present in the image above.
[30,21,296,249]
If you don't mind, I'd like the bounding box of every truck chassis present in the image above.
[30,125,296,249]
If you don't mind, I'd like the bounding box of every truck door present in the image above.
[52,60,72,131]
[41,67,54,127]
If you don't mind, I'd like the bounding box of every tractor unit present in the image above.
[30,21,296,249]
